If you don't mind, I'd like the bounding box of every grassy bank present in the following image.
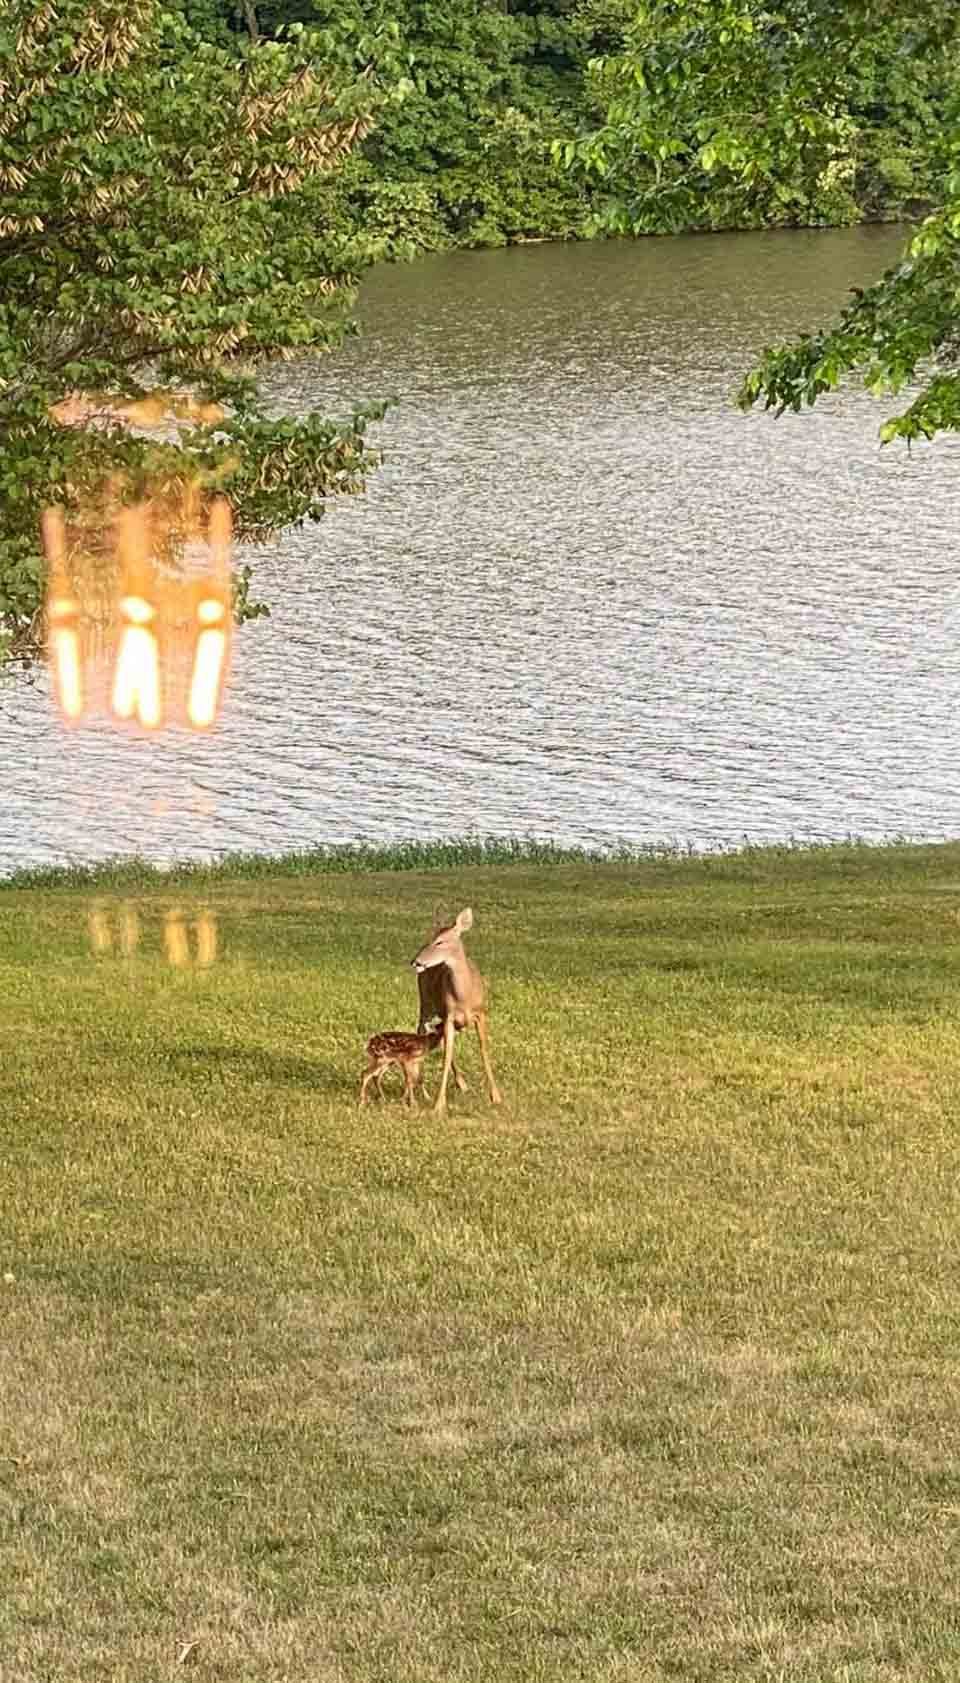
[0,830,937,891]
[3,838,960,1682]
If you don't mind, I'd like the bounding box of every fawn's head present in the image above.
[411,906,473,973]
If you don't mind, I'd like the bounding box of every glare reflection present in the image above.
[49,596,84,721]
[88,905,112,954]
[120,905,141,956]
[187,603,228,730]
[195,911,218,967]
[112,620,162,729]
[86,902,219,967]
[164,908,219,968]
[163,909,189,968]
[42,494,234,732]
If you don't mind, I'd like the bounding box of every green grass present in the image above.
[0,830,924,892]
[0,834,650,891]
[3,837,960,1681]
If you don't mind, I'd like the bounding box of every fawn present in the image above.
[358,1025,444,1107]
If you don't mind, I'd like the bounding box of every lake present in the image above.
[5,223,960,873]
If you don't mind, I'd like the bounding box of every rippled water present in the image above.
[5,224,960,872]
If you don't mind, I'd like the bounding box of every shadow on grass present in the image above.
[158,1042,351,1096]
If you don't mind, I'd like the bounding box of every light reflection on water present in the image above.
[4,224,960,872]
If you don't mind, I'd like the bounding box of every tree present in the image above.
[562,0,960,444]
[739,147,960,443]
[317,0,593,246]
[178,0,594,250]
[0,0,396,660]
[565,0,954,231]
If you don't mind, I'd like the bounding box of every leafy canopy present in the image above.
[180,0,596,251]
[740,139,960,444]
[566,0,955,231]
[562,0,960,443]
[0,0,397,658]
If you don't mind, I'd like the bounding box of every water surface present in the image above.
[5,225,959,872]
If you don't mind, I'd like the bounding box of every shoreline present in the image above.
[3,831,956,893]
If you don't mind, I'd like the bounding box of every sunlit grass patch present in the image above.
[3,839,960,1680]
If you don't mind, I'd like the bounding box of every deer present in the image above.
[358,1025,444,1108]
[410,906,501,1115]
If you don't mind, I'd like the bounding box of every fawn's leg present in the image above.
[359,1063,379,1105]
[403,1059,422,1107]
[433,1018,457,1114]
[475,1011,501,1105]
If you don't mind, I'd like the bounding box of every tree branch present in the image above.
[239,0,259,42]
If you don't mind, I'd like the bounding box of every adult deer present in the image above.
[410,906,502,1115]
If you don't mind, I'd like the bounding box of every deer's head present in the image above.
[410,906,473,973]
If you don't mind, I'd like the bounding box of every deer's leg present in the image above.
[433,1017,457,1115]
[425,1025,461,1089]
[475,1011,501,1105]
[449,1036,468,1092]
[359,1062,378,1106]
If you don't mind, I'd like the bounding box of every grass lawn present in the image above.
[3,839,960,1682]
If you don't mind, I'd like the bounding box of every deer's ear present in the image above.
[456,907,474,933]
